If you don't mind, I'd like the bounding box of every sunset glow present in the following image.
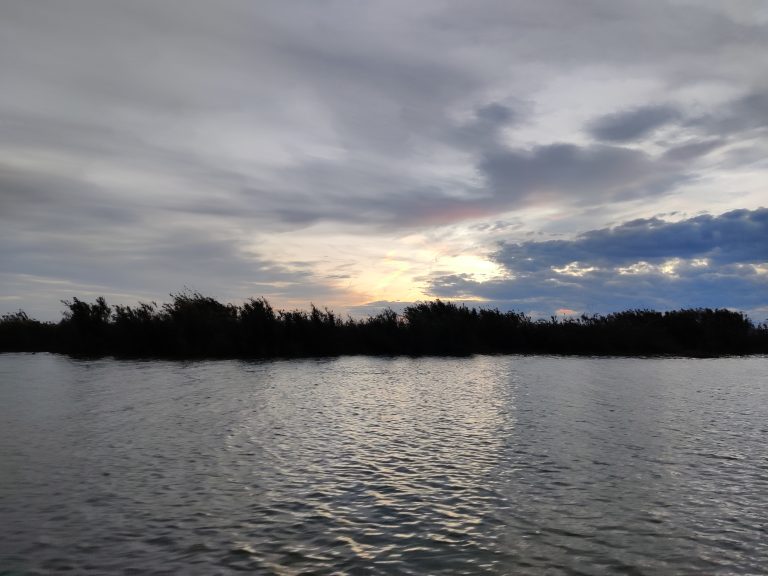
[0,1,766,320]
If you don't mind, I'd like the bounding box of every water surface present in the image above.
[1,353,767,574]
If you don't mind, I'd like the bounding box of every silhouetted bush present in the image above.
[239,297,277,357]
[1,292,765,358]
[60,297,112,354]
[0,311,56,352]
[161,291,239,356]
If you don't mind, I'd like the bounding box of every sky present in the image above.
[1,0,767,321]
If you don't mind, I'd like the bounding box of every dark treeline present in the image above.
[1,291,767,358]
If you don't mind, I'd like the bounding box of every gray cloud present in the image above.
[429,265,768,320]
[0,162,333,318]
[661,138,725,162]
[688,90,768,137]
[479,143,682,205]
[448,102,523,152]
[1,1,767,316]
[427,208,768,318]
[588,105,681,142]
[494,208,768,272]
[429,1,768,70]
[2,1,765,229]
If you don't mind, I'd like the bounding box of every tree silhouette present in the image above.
[1,292,765,358]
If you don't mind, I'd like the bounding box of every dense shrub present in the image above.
[1,292,765,358]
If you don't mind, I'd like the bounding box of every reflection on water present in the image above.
[1,354,767,574]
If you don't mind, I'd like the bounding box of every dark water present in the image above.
[1,354,767,575]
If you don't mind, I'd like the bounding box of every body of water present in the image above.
[1,353,767,574]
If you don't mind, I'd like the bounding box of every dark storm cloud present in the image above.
[427,209,768,317]
[587,105,681,142]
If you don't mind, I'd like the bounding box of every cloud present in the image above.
[661,138,725,162]
[429,265,768,320]
[448,101,522,151]
[1,1,767,316]
[494,208,768,271]
[689,90,768,137]
[427,208,768,318]
[587,105,680,142]
[478,143,682,206]
[345,300,414,319]
[2,1,765,231]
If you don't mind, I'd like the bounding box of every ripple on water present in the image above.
[1,354,768,574]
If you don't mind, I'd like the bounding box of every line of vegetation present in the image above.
[1,291,766,358]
